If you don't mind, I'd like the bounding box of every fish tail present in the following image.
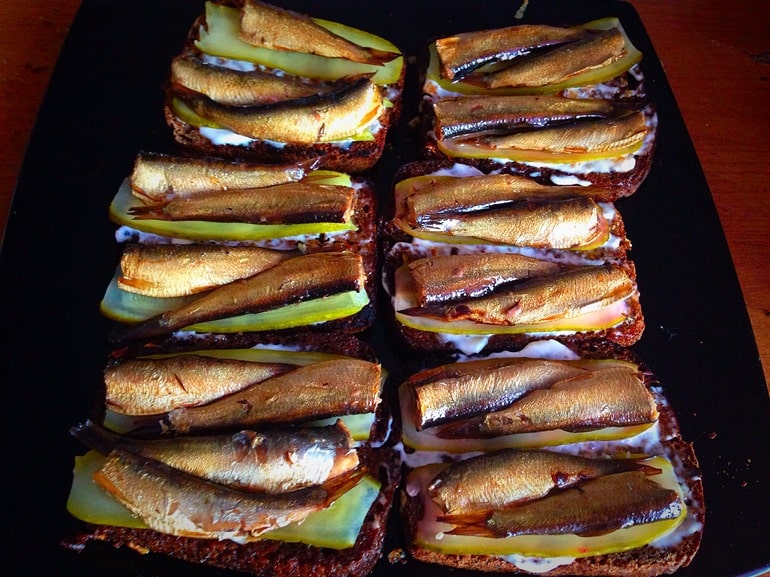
[321,466,367,504]
[70,419,122,455]
[127,202,168,221]
[362,47,400,67]
[434,417,485,439]
[108,316,172,344]
[439,511,498,537]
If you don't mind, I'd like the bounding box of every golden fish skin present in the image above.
[165,358,382,434]
[177,76,384,143]
[239,0,399,65]
[130,151,312,203]
[404,172,601,221]
[406,357,587,429]
[415,197,609,249]
[407,254,562,306]
[428,449,660,515]
[104,354,293,416]
[439,366,658,438]
[459,111,648,157]
[432,94,623,140]
[118,243,295,298]
[94,447,363,539]
[72,419,358,493]
[403,263,635,326]
[116,251,366,342]
[171,54,327,106]
[130,182,356,224]
[470,28,627,89]
[434,24,587,80]
[445,470,682,538]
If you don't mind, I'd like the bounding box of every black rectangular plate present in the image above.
[2,1,768,576]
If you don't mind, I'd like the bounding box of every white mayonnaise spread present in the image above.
[502,554,576,573]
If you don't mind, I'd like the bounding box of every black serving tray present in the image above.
[2,1,768,576]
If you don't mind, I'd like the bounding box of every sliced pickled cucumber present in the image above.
[395,306,627,335]
[67,450,380,549]
[195,2,403,85]
[425,18,642,96]
[109,178,357,242]
[436,130,645,164]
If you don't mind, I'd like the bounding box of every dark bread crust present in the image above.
[164,1,405,173]
[400,437,704,576]
[62,447,402,577]
[109,331,380,363]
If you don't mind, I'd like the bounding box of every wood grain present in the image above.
[0,0,767,396]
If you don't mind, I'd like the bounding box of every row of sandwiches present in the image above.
[62,1,704,576]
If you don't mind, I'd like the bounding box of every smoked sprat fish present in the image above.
[161,358,382,434]
[401,263,635,326]
[176,75,384,143]
[130,182,356,224]
[130,151,313,203]
[432,94,630,140]
[443,470,682,538]
[71,419,359,494]
[104,353,294,416]
[402,173,603,218]
[428,449,661,515]
[171,54,331,106]
[238,0,400,65]
[407,254,562,306]
[406,357,588,430]
[442,110,649,159]
[464,27,627,89]
[117,244,296,298]
[413,196,609,249]
[437,366,658,438]
[93,446,364,539]
[434,24,588,80]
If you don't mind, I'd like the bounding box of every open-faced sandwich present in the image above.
[396,344,704,576]
[165,0,405,172]
[381,160,644,356]
[103,151,378,342]
[63,334,401,577]
[419,18,656,196]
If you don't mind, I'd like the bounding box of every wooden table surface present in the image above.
[1,0,768,398]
